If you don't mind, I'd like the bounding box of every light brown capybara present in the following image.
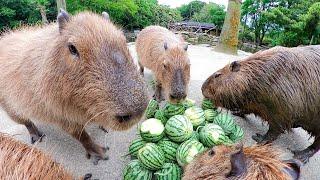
[0,133,84,179]
[183,144,301,180]
[136,26,190,104]
[201,45,320,163]
[0,10,148,164]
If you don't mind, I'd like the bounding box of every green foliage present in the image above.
[178,0,205,20]
[191,3,226,28]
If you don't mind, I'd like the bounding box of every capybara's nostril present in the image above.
[116,114,132,122]
[170,94,175,99]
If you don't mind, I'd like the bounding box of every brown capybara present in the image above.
[183,144,301,180]
[0,133,75,179]
[136,26,190,104]
[201,45,320,163]
[0,10,148,164]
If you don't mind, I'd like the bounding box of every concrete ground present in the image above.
[0,44,319,179]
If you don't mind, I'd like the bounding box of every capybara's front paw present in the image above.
[293,148,315,164]
[30,131,45,144]
[86,145,109,165]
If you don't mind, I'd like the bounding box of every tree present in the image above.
[154,5,182,27]
[215,0,242,54]
[192,3,226,35]
[304,2,320,45]
[178,0,206,20]
[34,0,50,24]
[56,0,66,11]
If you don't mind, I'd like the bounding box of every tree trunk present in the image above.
[215,0,242,55]
[310,35,315,45]
[56,0,66,11]
[39,5,48,24]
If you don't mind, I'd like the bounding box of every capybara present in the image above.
[136,26,190,103]
[183,144,301,180]
[0,133,74,179]
[0,10,148,164]
[201,45,320,163]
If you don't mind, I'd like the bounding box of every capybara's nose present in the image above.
[170,92,187,101]
[116,114,132,123]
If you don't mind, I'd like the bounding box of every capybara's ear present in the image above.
[102,12,110,20]
[226,146,246,178]
[57,9,70,34]
[230,61,241,72]
[164,42,168,50]
[184,44,188,51]
[282,159,302,180]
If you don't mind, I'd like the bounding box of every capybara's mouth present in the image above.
[111,111,145,131]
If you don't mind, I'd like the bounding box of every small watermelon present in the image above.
[140,118,164,142]
[229,124,244,142]
[199,123,230,147]
[155,110,168,124]
[182,98,196,109]
[165,115,193,143]
[184,106,205,128]
[128,138,147,157]
[123,160,153,180]
[155,163,182,180]
[176,139,205,166]
[204,109,219,122]
[213,113,236,135]
[202,98,215,110]
[163,103,185,119]
[138,143,165,171]
[145,99,159,118]
[157,138,179,162]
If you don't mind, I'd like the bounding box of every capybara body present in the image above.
[0,133,74,180]
[183,144,301,180]
[136,26,190,103]
[0,11,148,163]
[202,45,320,163]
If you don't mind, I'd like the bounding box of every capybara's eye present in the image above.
[68,44,79,58]
[214,72,222,78]
[208,149,215,156]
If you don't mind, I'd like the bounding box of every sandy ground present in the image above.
[0,44,319,179]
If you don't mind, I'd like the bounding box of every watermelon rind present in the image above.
[165,115,193,143]
[140,118,165,142]
[138,143,165,171]
[145,99,159,118]
[176,139,205,167]
[184,106,206,128]
[157,138,179,162]
[128,138,147,157]
[155,163,182,180]
[123,160,153,180]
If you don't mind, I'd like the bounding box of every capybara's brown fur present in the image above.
[0,133,74,180]
[183,144,301,180]
[202,45,320,163]
[0,11,148,163]
[136,26,190,103]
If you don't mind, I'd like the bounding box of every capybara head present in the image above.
[183,144,301,180]
[53,10,148,130]
[157,42,190,104]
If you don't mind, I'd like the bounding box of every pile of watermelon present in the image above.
[123,98,244,180]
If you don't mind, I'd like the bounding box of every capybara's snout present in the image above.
[201,75,213,99]
[115,99,148,123]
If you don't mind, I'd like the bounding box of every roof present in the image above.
[169,21,217,29]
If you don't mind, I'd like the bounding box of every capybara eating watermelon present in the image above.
[136,26,190,104]
[0,10,148,164]
[202,45,320,163]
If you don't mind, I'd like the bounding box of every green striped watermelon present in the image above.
[123,160,153,180]
[176,139,205,166]
[202,98,215,110]
[229,124,244,142]
[155,110,168,124]
[184,107,205,128]
[189,131,199,141]
[157,138,179,162]
[165,115,193,143]
[163,103,185,119]
[204,109,219,122]
[138,143,165,171]
[182,98,196,109]
[213,113,236,135]
[128,138,147,157]
[145,99,159,118]
[155,163,182,180]
[140,118,165,142]
[199,123,230,147]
